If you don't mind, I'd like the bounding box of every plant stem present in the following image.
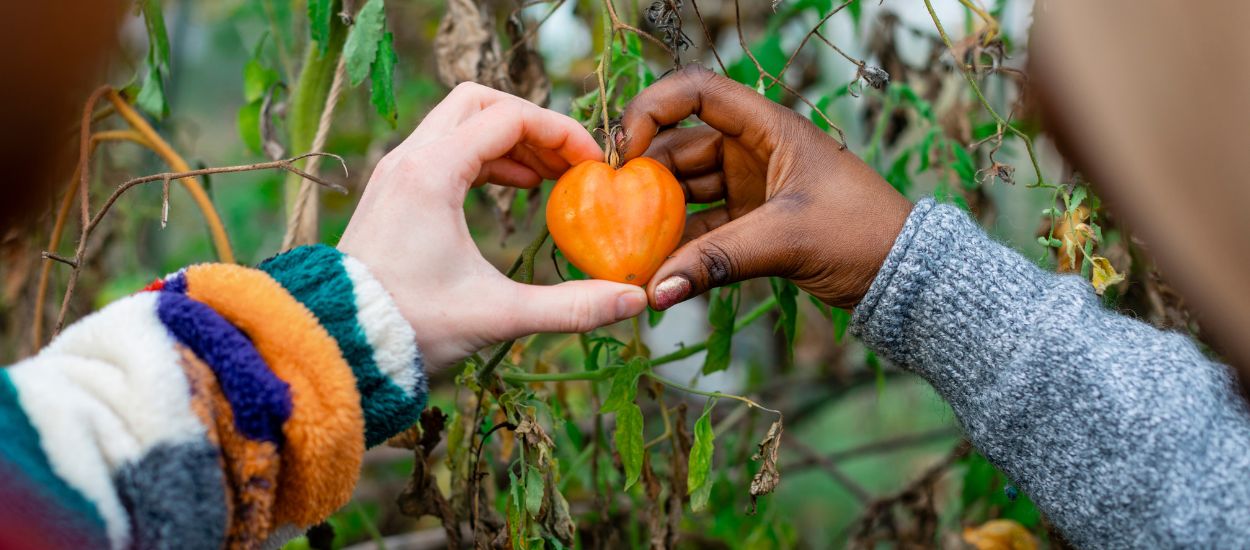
[479,226,551,383]
[643,371,782,415]
[285,0,349,241]
[650,295,779,366]
[32,130,149,348]
[503,366,619,384]
[922,0,1048,189]
[499,294,780,389]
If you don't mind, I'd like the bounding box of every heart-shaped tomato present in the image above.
[546,157,686,285]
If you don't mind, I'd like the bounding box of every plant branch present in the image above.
[922,0,1047,188]
[644,371,782,415]
[773,0,860,87]
[33,129,149,348]
[733,0,846,146]
[48,153,347,337]
[107,90,236,261]
[601,0,676,61]
[687,0,726,73]
[88,153,347,238]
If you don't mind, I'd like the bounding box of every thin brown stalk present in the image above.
[49,153,347,337]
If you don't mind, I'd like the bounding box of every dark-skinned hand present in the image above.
[619,65,915,311]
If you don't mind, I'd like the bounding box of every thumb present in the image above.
[505,280,648,337]
[647,206,789,310]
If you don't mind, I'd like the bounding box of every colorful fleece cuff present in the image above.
[177,263,365,527]
[156,290,292,444]
[177,344,281,550]
[0,371,109,550]
[259,245,428,447]
[8,292,227,549]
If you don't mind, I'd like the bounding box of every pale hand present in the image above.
[338,83,648,371]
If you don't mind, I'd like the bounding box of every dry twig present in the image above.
[46,153,346,338]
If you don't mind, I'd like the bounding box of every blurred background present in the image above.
[0,0,1199,548]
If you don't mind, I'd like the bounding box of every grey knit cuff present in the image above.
[850,198,1049,376]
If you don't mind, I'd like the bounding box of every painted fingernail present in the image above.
[617,289,647,318]
[653,276,691,310]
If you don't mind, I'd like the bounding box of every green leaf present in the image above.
[344,0,387,87]
[136,64,168,120]
[369,31,398,128]
[237,100,262,153]
[895,83,934,121]
[916,129,939,173]
[807,293,832,320]
[769,278,798,357]
[508,471,528,548]
[830,307,851,344]
[308,0,334,54]
[687,401,716,511]
[691,474,713,513]
[525,465,544,517]
[243,59,279,103]
[809,95,833,132]
[1068,186,1087,213]
[702,286,739,375]
[727,34,787,102]
[647,307,666,328]
[886,149,913,194]
[614,403,644,490]
[949,141,977,188]
[601,357,646,413]
[140,0,171,72]
[867,349,885,394]
[136,0,170,120]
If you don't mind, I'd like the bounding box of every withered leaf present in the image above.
[962,519,1038,550]
[1090,256,1125,295]
[748,418,784,514]
[433,0,498,88]
[642,452,667,549]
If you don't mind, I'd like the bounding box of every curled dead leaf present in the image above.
[434,0,550,106]
[1052,205,1091,273]
[1090,255,1125,295]
[962,519,1038,550]
[748,418,784,514]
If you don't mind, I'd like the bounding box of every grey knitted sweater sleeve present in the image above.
[850,198,1250,548]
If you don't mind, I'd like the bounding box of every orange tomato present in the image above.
[546,157,686,285]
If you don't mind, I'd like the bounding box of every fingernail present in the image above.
[617,289,647,318]
[653,276,691,310]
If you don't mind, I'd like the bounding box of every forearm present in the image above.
[0,245,426,549]
[852,199,1250,547]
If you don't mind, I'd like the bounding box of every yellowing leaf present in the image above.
[1090,256,1125,295]
[962,519,1038,550]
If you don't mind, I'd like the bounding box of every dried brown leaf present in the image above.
[667,403,691,548]
[642,452,667,549]
[1090,256,1125,295]
[748,418,784,514]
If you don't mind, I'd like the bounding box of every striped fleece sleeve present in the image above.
[0,245,427,550]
